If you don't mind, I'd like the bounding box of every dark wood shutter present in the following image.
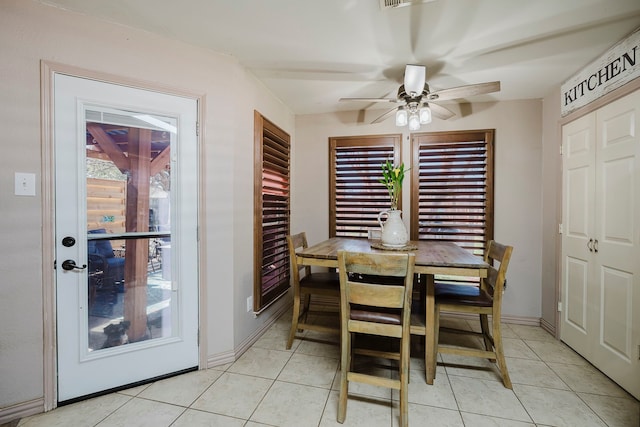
[254,111,290,312]
[410,130,494,257]
[329,135,402,237]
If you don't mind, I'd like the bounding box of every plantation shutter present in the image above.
[410,130,494,257]
[254,111,290,312]
[329,135,402,237]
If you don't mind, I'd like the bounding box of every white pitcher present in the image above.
[377,209,409,247]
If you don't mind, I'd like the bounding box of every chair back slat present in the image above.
[287,232,311,282]
[482,240,513,299]
[338,250,415,312]
[347,282,406,308]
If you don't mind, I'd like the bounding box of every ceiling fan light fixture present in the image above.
[404,64,426,97]
[408,112,421,131]
[419,104,432,124]
[395,107,408,126]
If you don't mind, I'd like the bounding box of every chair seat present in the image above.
[350,306,401,325]
[300,271,340,289]
[435,283,493,307]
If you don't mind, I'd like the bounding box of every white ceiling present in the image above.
[40,0,640,116]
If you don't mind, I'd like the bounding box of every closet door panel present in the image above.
[593,90,640,398]
[561,114,596,355]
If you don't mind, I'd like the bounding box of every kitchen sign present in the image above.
[561,27,639,116]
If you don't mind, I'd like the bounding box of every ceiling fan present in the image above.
[339,64,500,130]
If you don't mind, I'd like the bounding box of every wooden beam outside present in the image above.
[87,123,129,172]
[150,145,170,176]
[124,127,152,342]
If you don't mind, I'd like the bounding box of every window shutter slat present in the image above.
[330,135,402,238]
[411,131,494,258]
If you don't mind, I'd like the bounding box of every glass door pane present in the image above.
[85,108,175,351]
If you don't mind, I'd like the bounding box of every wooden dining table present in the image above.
[295,237,489,384]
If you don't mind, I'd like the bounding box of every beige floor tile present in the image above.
[190,372,272,419]
[209,361,233,371]
[397,403,464,427]
[278,352,339,388]
[509,324,557,342]
[505,357,569,389]
[319,390,392,427]
[460,412,536,426]
[137,369,223,407]
[95,397,185,427]
[396,367,458,410]
[578,393,640,427]
[439,316,474,331]
[171,408,245,426]
[17,393,131,427]
[438,330,484,349]
[272,310,295,331]
[448,376,532,422]
[513,384,607,427]
[497,323,519,339]
[116,383,150,397]
[252,324,300,352]
[14,314,638,427]
[296,332,341,358]
[547,362,630,397]
[463,321,520,340]
[441,352,504,382]
[502,337,540,360]
[227,347,292,379]
[250,381,330,427]
[525,339,589,365]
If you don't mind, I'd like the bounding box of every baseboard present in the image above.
[207,301,290,370]
[0,398,43,425]
[539,317,557,337]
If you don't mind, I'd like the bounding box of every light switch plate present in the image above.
[15,172,36,196]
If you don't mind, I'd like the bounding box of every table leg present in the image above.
[425,274,435,384]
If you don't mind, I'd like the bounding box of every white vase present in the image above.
[377,209,409,247]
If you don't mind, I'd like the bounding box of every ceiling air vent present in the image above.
[379,0,436,9]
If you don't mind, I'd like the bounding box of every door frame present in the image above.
[40,61,208,410]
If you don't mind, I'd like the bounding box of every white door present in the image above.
[54,73,199,402]
[591,92,639,397]
[561,113,596,358]
[561,90,640,399]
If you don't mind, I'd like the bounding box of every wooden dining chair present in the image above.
[337,250,415,427]
[433,240,514,388]
[286,232,341,350]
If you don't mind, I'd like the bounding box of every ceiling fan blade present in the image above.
[339,97,399,103]
[404,64,426,96]
[371,107,399,124]
[428,81,500,101]
[429,103,456,120]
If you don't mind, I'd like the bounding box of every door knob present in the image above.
[61,259,87,271]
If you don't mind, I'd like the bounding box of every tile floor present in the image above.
[11,312,640,427]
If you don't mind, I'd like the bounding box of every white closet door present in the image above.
[561,89,640,400]
[591,91,639,398]
[561,113,596,358]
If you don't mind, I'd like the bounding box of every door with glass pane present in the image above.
[54,74,199,402]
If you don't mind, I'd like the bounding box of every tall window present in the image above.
[253,111,290,312]
[329,134,402,237]
[410,130,494,256]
